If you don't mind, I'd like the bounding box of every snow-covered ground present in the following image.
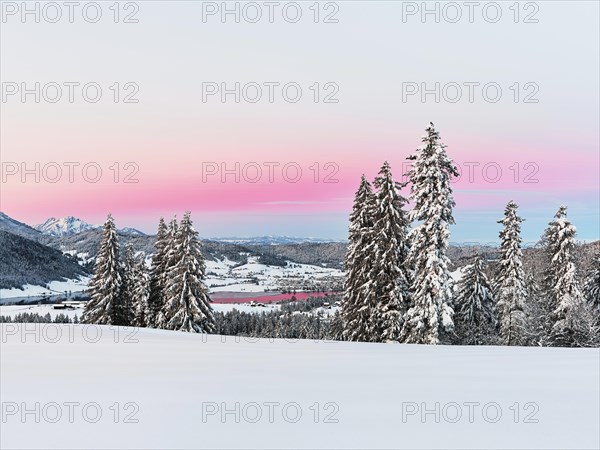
[0,302,334,318]
[0,303,84,319]
[1,256,342,304]
[0,325,597,449]
[212,303,281,314]
[206,256,343,292]
[0,303,280,319]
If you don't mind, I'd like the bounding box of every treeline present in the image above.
[215,312,339,341]
[81,212,215,333]
[1,297,343,341]
[0,312,79,323]
[341,123,599,347]
[211,296,342,339]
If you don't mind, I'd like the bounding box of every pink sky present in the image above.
[2,128,598,241]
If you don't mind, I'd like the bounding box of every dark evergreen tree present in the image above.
[328,309,344,341]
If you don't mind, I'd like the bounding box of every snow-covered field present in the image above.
[0,303,279,318]
[0,303,85,320]
[205,256,343,292]
[1,325,598,450]
[0,256,343,304]
[0,302,339,318]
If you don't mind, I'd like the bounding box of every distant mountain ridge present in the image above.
[209,235,346,245]
[120,227,146,236]
[34,216,146,237]
[0,212,42,240]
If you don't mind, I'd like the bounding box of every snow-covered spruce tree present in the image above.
[527,208,569,342]
[342,175,377,342]
[400,123,458,345]
[130,249,150,327]
[583,252,600,314]
[115,242,137,326]
[524,273,550,346]
[328,309,344,341]
[154,215,179,327]
[454,256,495,345]
[147,218,168,327]
[544,207,596,346]
[367,161,411,342]
[82,214,123,325]
[495,201,528,346]
[164,215,180,269]
[158,212,215,333]
[541,206,570,311]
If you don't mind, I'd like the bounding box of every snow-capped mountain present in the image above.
[120,227,146,236]
[35,216,147,237]
[35,216,97,237]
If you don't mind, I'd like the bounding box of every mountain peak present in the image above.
[35,216,95,237]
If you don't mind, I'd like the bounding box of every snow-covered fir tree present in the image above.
[495,201,528,346]
[544,207,596,346]
[158,212,215,333]
[164,216,180,270]
[342,176,377,342]
[368,161,411,342]
[454,256,495,345]
[400,123,458,345]
[524,273,550,346]
[147,217,168,327]
[82,214,123,325]
[116,242,137,326]
[531,207,570,340]
[582,252,600,314]
[157,216,180,324]
[541,206,570,310]
[327,309,344,341]
[130,249,150,327]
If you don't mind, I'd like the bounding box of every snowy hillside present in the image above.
[1,325,598,450]
[0,231,89,293]
[0,212,41,240]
